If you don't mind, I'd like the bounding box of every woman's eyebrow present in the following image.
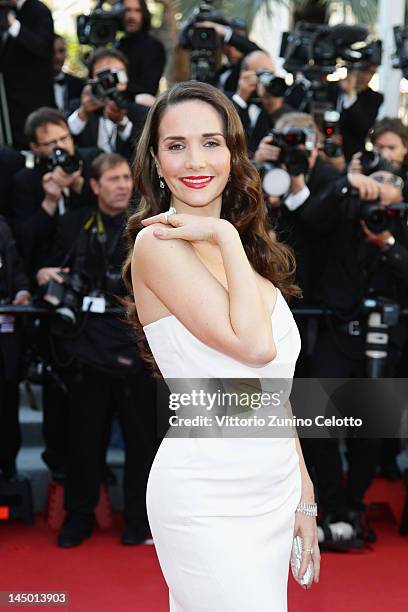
[162,132,225,142]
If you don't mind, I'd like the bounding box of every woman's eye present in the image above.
[204,140,220,147]
[168,143,184,150]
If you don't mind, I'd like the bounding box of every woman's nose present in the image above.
[184,146,206,170]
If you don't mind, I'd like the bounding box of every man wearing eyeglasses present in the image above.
[10,107,100,283]
[67,47,148,161]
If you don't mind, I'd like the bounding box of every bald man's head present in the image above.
[242,51,275,74]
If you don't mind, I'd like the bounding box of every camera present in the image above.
[179,0,226,83]
[271,128,316,175]
[354,197,408,234]
[281,21,371,74]
[90,68,131,109]
[42,271,87,326]
[257,128,316,197]
[30,147,81,175]
[359,150,393,175]
[256,72,288,97]
[77,0,124,47]
[322,110,343,158]
[280,22,381,116]
[46,148,80,174]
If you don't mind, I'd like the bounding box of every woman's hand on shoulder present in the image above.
[141,211,237,244]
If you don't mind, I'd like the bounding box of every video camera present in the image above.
[77,0,124,47]
[179,0,226,83]
[0,0,13,32]
[281,21,380,74]
[280,22,381,116]
[257,127,316,197]
[90,67,132,109]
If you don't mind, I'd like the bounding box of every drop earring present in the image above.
[159,177,165,189]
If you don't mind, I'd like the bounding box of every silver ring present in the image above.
[304,548,313,554]
[163,206,177,223]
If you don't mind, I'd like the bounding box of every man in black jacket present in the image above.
[254,112,340,306]
[37,153,157,548]
[52,34,84,116]
[11,107,99,283]
[0,0,54,149]
[67,47,148,160]
[296,168,408,546]
[229,50,294,156]
[330,66,384,162]
[0,215,31,480]
[117,0,166,96]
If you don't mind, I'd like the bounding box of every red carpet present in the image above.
[1,508,407,611]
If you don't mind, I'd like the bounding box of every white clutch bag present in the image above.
[290,535,314,588]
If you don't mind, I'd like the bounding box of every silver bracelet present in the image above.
[296,502,317,516]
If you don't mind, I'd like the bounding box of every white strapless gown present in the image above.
[143,288,302,612]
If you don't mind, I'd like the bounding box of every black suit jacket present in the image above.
[53,72,85,116]
[71,103,148,160]
[326,84,384,162]
[230,96,294,157]
[10,147,100,284]
[0,215,30,300]
[0,0,54,149]
[292,172,408,321]
[118,31,166,96]
[270,157,341,304]
[0,147,25,219]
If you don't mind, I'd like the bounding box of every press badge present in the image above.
[82,296,106,313]
[0,315,15,333]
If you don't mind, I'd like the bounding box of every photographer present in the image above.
[231,50,285,154]
[37,153,157,548]
[254,112,340,304]
[11,107,99,283]
[299,169,408,546]
[67,47,148,159]
[332,65,384,162]
[0,0,54,149]
[350,117,408,196]
[117,0,166,96]
[0,215,31,481]
[52,34,85,116]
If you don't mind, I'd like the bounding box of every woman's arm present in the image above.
[285,400,320,584]
[132,214,276,366]
[295,436,315,501]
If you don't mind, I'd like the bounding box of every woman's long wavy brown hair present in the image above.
[123,81,301,375]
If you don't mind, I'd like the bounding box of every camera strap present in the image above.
[87,210,123,290]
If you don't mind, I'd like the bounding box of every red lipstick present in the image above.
[179,176,213,189]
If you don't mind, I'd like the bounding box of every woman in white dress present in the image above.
[124,82,320,611]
